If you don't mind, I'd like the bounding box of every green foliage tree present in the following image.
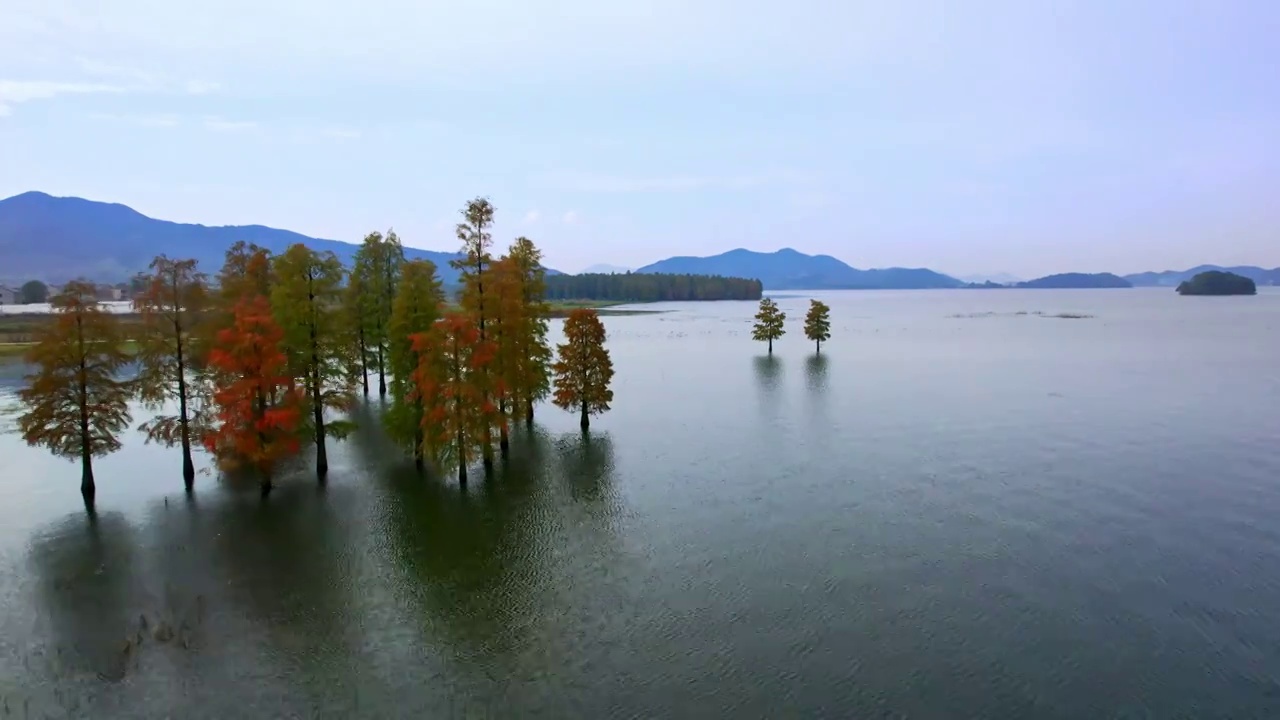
[20,280,48,304]
[451,197,497,469]
[133,255,209,491]
[18,280,133,505]
[344,266,371,396]
[544,272,762,302]
[752,297,786,354]
[271,244,356,477]
[553,309,615,431]
[386,259,445,470]
[803,299,831,354]
[508,237,553,426]
[350,231,404,397]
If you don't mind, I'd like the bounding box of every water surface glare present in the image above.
[1,288,1278,718]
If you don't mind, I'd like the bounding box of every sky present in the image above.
[1,1,1277,277]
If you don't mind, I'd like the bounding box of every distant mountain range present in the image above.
[1,192,1275,292]
[637,248,963,290]
[1123,265,1280,287]
[0,191,561,285]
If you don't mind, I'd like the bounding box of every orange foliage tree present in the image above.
[553,309,615,431]
[201,295,302,496]
[487,255,525,457]
[410,313,497,485]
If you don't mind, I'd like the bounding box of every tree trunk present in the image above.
[77,315,94,504]
[260,474,273,499]
[377,341,386,397]
[457,432,467,487]
[498,398,509,457]
[176,324,195,492]
[580,401,590,431]
[413,426,424,472]
[816,339,821,355]
[310,360,327,478]
[768,337,773,354]
[81,453,96,505]
[525,401,535,428]
[358,326,369,396]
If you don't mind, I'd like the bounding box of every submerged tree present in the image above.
[552,309,615,431]
[272,244,356,478]
[386,259,445,470]
[202,295,302,497]
[344,266,371,396]
[451,197,497,468]
[350,231,404,398]
[411,313,497,485]
[508,236,552,426]
[488,255,524,456]
[18,281,133,505]
[133,255,209,491]
[752,297,786,354]
[803,299,831,354]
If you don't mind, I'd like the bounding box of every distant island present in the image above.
[1016,273,1132,289]
[963,272,1133,289]
[1176,271,1257,296]
[636,248,963,291]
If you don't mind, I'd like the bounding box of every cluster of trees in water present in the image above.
[752,298,832,354]
[16,198,616,506]
[544,273,762,302]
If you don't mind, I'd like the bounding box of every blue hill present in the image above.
[1124,265,1280,287]
[635,248,962,290]
[0,191,561,284]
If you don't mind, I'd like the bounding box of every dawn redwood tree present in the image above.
[386,258,444,470]
[133,255,209,491]
[202,295,303,497]
[272,244,356,478]
[411,313,497,485]
[351,231,404,397]
[488,255,525,457]
[451,197,497,468]
[552,309,615,431]
[752,297,786,354]
[508,236,552,426]
[344,265,371,396]
[803,299,831,354]
[18,280,133,505]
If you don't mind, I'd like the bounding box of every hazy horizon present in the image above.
[3,2,1277,277]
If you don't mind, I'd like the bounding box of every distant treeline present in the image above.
[545,273,763,302]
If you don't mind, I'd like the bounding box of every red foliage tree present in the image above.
[201,295,302,495]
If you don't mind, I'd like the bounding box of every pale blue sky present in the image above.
[2,1,1277,276]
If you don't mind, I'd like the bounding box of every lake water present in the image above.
[1,288,1278,718]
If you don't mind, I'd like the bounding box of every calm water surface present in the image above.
[2,288,1278,718]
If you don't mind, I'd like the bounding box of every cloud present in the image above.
[183,79,221,95]
[0,79,127,116]
[534,170,807,193]
[561,210,580,225]
[203,116,257,132]
[522,210,540,224]
[90,111,181,128]
[287,125,361,143]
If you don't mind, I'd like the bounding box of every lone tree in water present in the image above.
[803,299,831,354]
[18,280,133,506]
[552,309,615,431]
[752,297,786,354]
[133,255,209,492]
